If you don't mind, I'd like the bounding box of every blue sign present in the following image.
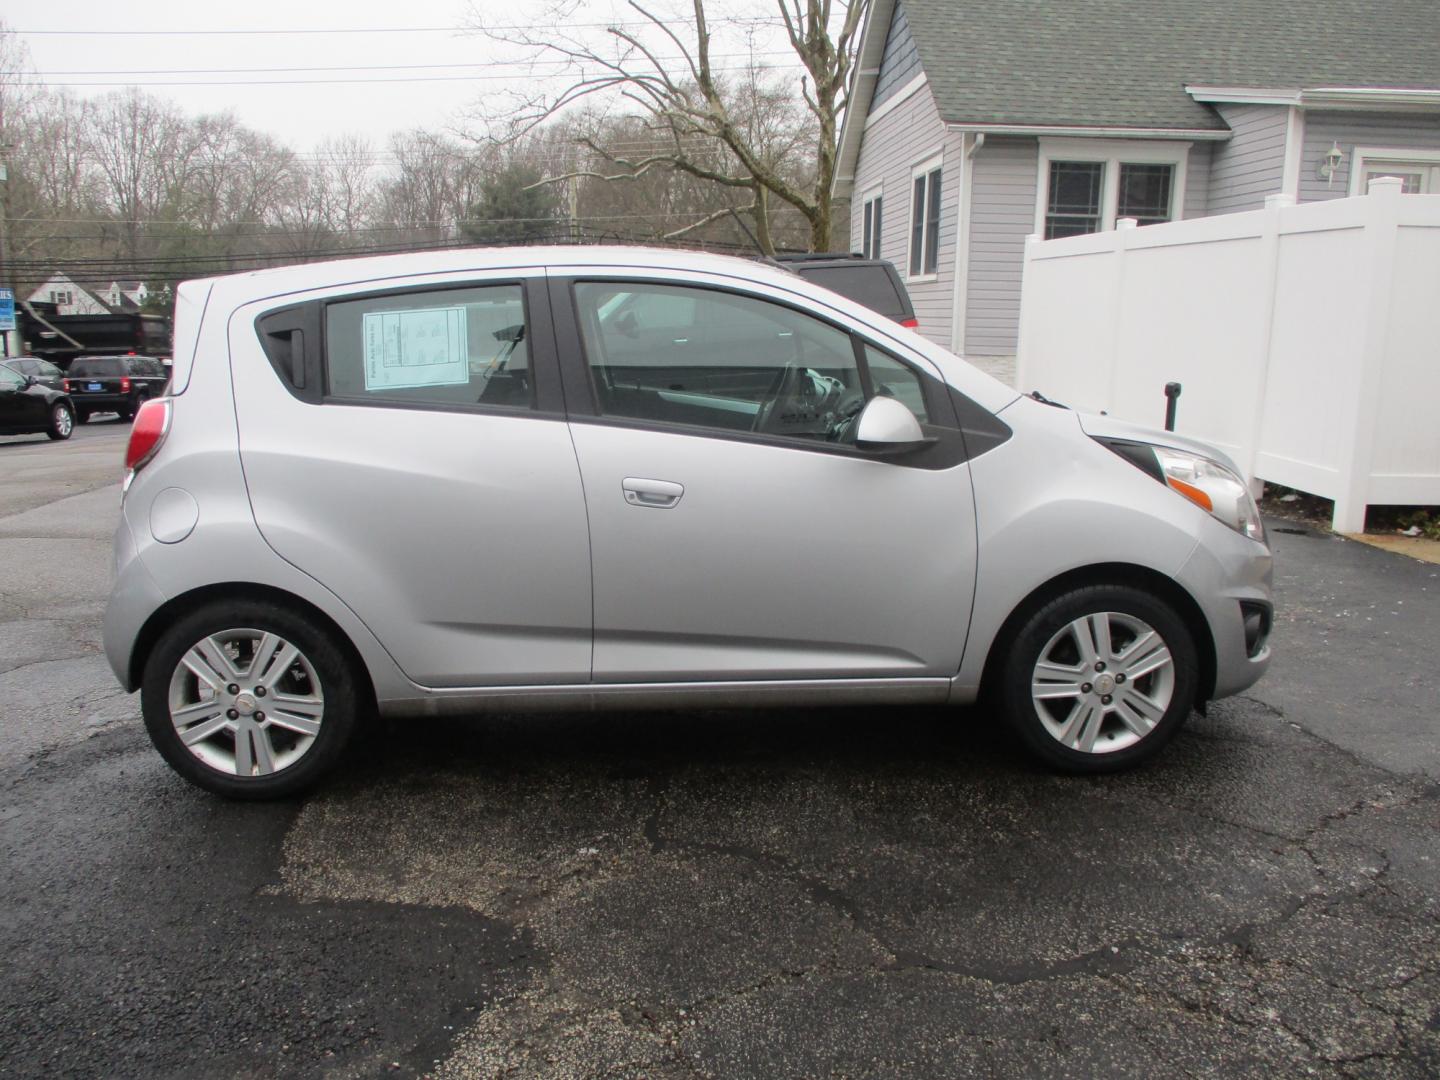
[0,288,13,332]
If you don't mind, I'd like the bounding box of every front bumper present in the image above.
[1174,522,1274,700]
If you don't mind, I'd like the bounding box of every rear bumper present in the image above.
[101,513,167,691]
[1174,523,1274,700]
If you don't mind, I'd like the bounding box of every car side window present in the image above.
[574,281,886,443]
[0,366,23,389]
[864,346,929,424]
[323,284,532,410]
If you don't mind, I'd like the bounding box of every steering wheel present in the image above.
[752,362,805,434]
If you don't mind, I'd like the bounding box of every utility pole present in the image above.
[0,155,17,358]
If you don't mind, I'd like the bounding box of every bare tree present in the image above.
[469,0,867,253]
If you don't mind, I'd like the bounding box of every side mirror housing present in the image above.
[22,375,38,390]
[854,395,933,453]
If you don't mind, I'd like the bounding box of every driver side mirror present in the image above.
[21,375,38,390]
[854,395,933,453]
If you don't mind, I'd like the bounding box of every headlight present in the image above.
[1097,439,1265,543]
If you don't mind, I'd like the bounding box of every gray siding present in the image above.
[1299,111,1440,202]
[965,137,1037,356]
[872,2,921,109]
[1207,103,1289,213]
[850,84,959,347]
[1184,142,1212,219]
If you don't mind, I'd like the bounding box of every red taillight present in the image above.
[63,379,71,392]
[120,376,131,393]
[900,317,920,329]
[125,398,171,474]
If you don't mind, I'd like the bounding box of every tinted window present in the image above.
[324,284,532,410]
[37,360,62,378]
[0,366,23,388]
[794,265,907,319]
[574,281,938,445]
[70,358,124,377]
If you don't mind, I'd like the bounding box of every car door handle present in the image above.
[622,477,684,509]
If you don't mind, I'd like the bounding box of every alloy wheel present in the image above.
[167,628,325,777]
[1029,611,1175,754]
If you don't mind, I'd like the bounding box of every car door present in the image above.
[229,272,593,688]
[0,366,29,430]
[554,274,979,685]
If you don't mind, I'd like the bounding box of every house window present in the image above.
[1045,162,1105,239]
[1037,139,1189,239]
[908,158,942,278]
[861,191,883,259]
[1349,148,1440,195]
[1117,163,1174,226]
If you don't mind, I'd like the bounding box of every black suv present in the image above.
[772,254,919,330]
[64,355,170,423]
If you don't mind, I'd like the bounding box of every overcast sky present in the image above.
[11,0,805,151]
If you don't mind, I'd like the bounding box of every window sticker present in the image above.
[362,306,469,391]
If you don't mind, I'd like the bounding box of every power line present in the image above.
[1,52,795,76]
[10,18,785,36]
[20,63,800,87]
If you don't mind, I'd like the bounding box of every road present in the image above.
[1,433,1436,1078]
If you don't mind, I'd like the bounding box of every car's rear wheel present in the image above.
[46,402,74,441]
[1000,584,1198,772]
[74,408,90,424]
[140,600,361,799]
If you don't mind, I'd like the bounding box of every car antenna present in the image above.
[727,208,786,270]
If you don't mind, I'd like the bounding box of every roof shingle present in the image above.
[901,0,1440,130]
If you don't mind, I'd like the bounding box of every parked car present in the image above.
[103,246,1272,799]
[1,355,67,392]
[64,355,170,422]
[0,364,74,440]
[772,253,919,329]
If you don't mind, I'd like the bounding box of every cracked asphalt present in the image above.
[1,429,1437,1078]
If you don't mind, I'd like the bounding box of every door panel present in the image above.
[229,278,592,688]
[571,421,976,681]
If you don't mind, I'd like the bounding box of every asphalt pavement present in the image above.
[1,433,1436,1079]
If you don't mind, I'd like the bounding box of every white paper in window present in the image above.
[362,306,469,391]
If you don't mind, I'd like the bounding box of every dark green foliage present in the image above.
[460,163,560,244]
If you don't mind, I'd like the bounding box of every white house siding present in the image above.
[1299,111,1440,202]
[963,137,1036,356]
[850,85,959,348]
[1207,104,1289,213]
[871,1,920,109]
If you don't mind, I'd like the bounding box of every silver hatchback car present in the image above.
[104,247,1272,798]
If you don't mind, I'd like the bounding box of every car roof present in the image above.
[193,245,802,296]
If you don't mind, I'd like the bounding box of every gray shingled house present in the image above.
[833,0,1440,361]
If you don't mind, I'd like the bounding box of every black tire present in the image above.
[74,408,90,424]
[118,392,145,422]
[46,401,74,441]
[999,584,1199,773]
[140,599,363,799]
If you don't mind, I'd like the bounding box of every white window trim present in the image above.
[1034,137,1191,237]
[1348,146,1440,196]
[907,150,944,283]
[858,183,884,258]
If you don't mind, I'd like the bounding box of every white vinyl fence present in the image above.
[1015,178,1440,532]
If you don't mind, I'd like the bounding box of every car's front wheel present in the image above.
[1000,584,1199,772]
[46,401,74,440]
[140,600,361,799]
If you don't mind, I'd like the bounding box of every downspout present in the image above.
[949,133,985,355]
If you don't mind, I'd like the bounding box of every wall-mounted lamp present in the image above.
[1317,141,1345,186]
